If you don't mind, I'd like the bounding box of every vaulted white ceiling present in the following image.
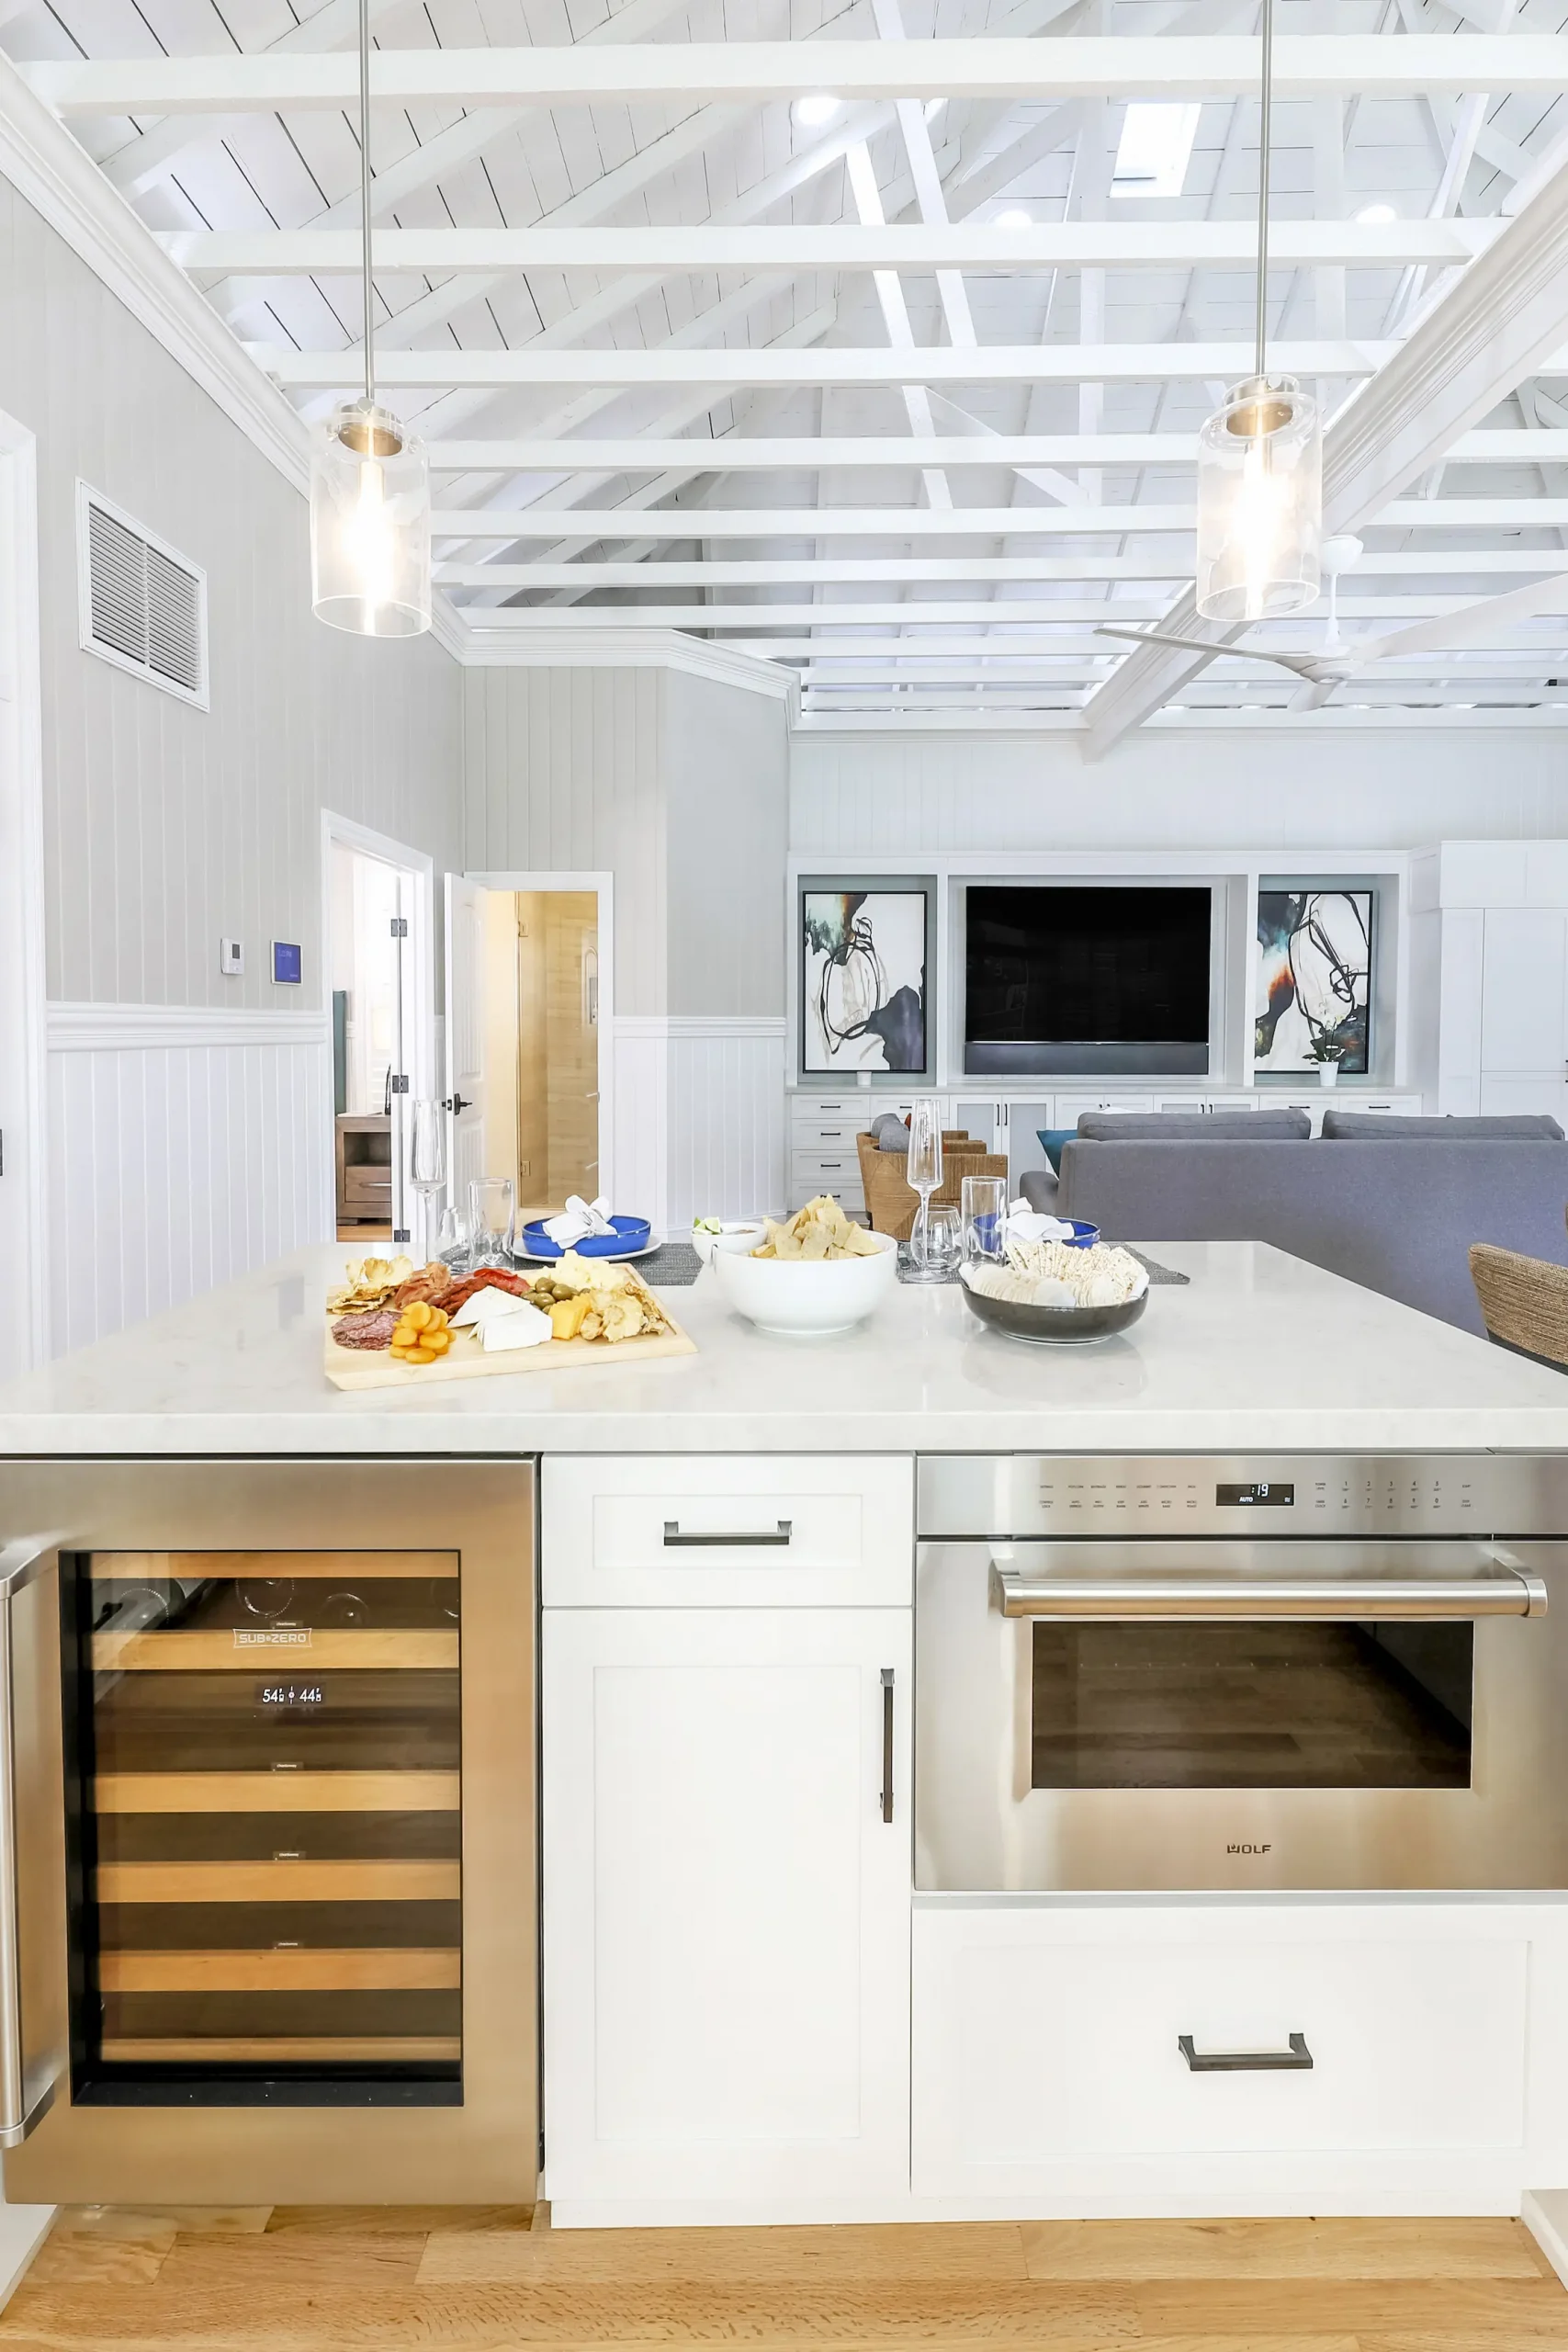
[7,0,1568,729]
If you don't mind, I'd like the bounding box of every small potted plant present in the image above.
[1309,1036,1346,1089]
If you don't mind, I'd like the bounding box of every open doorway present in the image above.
[446,873,612,1229]
[322,814,433,1249]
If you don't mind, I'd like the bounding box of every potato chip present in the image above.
[750,1197,878,1261]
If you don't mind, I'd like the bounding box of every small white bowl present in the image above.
[690,1219,767,1267]
[711,1227,898,1336]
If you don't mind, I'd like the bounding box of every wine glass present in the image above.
[408,1099,448,1258]
[469,1177,516,1267]
[905,1098,944,1283]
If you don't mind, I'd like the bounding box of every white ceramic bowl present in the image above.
[711,1227,898,1336]
[690,1219,767,1267]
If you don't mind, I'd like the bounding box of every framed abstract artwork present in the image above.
[1255,888,1373,1075]
[801,887,931,1076]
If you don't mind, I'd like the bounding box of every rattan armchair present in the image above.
[855,1131,1010,1241]
[1470,1238,1568,1370]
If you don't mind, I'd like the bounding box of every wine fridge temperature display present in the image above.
[1216,1481,1296,1507]
[256,1680,325,1709]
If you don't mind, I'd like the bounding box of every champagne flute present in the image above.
[408,1099,448,1259]
[905,1098,944,1283]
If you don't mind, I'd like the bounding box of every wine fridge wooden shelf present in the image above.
[100,1951,462,1992]
[93,1632,460,1671]
[97,1860,462,1903]
[95,1771,462,1813]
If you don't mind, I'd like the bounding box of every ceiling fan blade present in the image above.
[1360,571,1568,662]
[1289,677,1341,712]
[1095,625,1320,678]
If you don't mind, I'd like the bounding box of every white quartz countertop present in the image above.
[0,1241,1565,1455]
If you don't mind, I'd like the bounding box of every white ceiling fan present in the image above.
[1097,535,1568,710]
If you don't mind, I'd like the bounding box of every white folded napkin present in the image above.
[542,1193,615,1248]
[1006,1205,1082,1246]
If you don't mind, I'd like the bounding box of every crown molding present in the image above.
[455,618,799,707]
[0,53,470,660]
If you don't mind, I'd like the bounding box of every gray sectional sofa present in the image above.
[1019,1111,1568,1335]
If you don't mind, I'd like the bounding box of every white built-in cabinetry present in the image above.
[1411,842,1568,1121]
[540,1456,914,2218]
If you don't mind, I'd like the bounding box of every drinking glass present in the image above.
[435,1204,471,1272]
[904,1098,944,1282]
[408,1099,447,1256]
[962,1173,1009,1270]
[468,1177,516,1266]
[924,1203,963,1279]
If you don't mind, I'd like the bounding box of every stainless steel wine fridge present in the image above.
[0,1457,536,2206]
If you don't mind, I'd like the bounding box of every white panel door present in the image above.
[443,875,488,1215]
[1480,910,1568,1079]
[543,1605,912,2205]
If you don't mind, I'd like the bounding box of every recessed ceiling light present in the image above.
[1356,202,1398,224]
[994,208,1032,229]
[794,93,842,128]
[1111,102,1201,199]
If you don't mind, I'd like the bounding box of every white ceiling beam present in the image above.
[457,594,1506,627]
[254,338,1404,387]
[171,218,1506,277]
[426,427,1568,471]
[30,39,1568,114]
[437,549,1568,586]
[1084,132,1568,752]
[433,496,1568,536]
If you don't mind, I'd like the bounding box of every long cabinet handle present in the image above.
[0,1541,58,2148]
[993,1566,1546,1621]
[880,1668,895,1824]
[662,1519,793,1548]
[1179,2032,1313,2073]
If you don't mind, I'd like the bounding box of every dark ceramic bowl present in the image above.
[959,1273,1148,1346]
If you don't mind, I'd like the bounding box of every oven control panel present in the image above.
[917,1454,1568,1538]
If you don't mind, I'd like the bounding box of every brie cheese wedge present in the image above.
[479,1299,555,1352]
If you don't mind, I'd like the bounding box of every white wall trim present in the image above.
[796,707,1568,736]
[618,1015,789,1039]
[0,412,48,1372]
[47,1001,332,1051]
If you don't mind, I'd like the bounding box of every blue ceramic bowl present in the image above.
[517,1213,651,1261]
[1057,1219,1100,1250]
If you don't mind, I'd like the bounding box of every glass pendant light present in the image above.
[310,0,431,636]
[1195,0,1321,622]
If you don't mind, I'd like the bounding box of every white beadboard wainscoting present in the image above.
[614,1017,787,1237]
[47,1002,333,1353]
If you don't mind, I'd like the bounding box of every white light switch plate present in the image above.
[220,937,243,976]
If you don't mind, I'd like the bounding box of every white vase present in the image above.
[1318,1062,1339,1089]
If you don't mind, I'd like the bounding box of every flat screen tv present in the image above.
[964,884,1213,1077]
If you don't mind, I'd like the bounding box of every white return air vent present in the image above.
[76,483,209,708]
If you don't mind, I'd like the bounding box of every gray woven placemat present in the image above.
[510,1242,704,1286]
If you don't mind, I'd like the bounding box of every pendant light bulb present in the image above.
[310,0,431,637]
[1194,0,1321,623]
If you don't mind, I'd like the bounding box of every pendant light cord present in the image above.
[1255,0,1272,383]
[359,0,374,410]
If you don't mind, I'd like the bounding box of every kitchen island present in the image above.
[2,1238,1566,1453]
[4,1242,1568,2243]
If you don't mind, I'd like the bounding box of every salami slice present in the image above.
[333,1306,399,1351]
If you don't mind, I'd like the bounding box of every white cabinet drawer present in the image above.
[791,1092,862,1121]
[793,1147,862,1184]
[913,1908,1528,2195]
[793,1121,864,1148]
[543,1455,913,1606]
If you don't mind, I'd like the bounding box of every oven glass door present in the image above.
[1029,1618,1472,1792]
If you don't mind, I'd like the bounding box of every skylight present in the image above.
[1111,102,1201,199]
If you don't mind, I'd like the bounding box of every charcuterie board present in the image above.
[323,1312,696,1391]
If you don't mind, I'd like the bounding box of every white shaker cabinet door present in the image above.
[543,1606,912,2206]
[1479,910,1568,1114]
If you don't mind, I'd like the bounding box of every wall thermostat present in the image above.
[220,938,243,976]
[272,941,302,986]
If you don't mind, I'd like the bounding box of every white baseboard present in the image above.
[1523,2188,1568,2285]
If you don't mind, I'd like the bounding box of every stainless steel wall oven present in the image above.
[916,1455,1568,1893]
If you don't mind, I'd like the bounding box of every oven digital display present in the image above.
[1216,1481,1295,1507]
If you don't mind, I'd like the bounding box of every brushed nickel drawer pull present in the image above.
[880,1668,895,1824]
[661,1519,793,1548]
[1179,2032,1313,2072]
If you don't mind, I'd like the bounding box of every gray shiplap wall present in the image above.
[0,180,462,1012]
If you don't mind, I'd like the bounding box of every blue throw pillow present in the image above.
[1037,1127,1077,1175]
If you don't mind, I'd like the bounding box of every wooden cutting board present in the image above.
[323,1306,696,1391]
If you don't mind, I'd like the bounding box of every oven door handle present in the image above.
[990,1563,1548,1620]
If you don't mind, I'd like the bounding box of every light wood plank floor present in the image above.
[1,2206,1564,2347]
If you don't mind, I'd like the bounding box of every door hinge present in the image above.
[389,917,409,939]
[392,1227,412,1245]
[389,1073,410,1095]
